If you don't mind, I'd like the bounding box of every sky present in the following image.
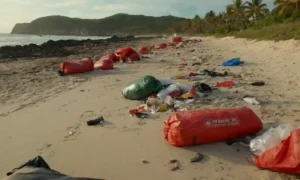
[0,0,274,33]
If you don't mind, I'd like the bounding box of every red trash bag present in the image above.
[115,47,135,60]
[164,108,262,147]
[60,58,94,75]
[127,51,141,61]
[254,128,300,174]
[94,59,114,70]
[138,46,149,54]
[172,36,183,43]
[154,43,167,49]
[101,53,117,62]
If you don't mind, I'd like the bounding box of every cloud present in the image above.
[45,0,87,8]
[0,0,275,33]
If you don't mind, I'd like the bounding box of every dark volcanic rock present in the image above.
[0,36,137,61]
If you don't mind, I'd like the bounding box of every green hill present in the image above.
[11,13,187,36]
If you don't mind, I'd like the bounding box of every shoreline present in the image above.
[0,35,155,61]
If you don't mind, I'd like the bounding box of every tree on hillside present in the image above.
[181,19,192,33]
[245,0,269,20]
[205,10,217,22]
[191,15,202,33]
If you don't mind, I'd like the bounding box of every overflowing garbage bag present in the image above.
[59,58,94,75]
[164,108,263,147]
[251,128,300,174]
[3,156,103,180]
[122,75,163,100]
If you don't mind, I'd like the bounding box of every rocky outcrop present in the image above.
[0,36,139,61]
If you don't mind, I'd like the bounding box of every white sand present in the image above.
[0,37,299,180]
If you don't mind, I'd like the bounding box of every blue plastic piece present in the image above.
[222,58,242,66]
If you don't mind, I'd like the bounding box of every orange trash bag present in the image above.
[172,36,183,43]
[101,53,117,62]
[115,47,135,60]
[254,128,300,174]
[138,46,149,54]
[127,51,141,61]
[60,58,94,75]
[94,58,114,70]
[164,108,262,147]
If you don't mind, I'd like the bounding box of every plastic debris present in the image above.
[190,153,204,163]
[243,96,261,105]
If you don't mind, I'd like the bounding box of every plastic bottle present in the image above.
[86,116,105,126]
[157,84,180,101]
[250,124,294,156]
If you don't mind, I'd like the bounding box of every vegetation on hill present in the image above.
[172,0,300,40]
[11,13,187,36]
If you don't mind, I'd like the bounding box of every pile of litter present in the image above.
[122,75,213,117]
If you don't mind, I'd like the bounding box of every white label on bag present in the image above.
[205,118,239,127]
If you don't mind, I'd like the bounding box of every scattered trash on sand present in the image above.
[169,159,180,171]
[222,57,244,66]
[142,160,150,164]
[250,81,265,86]
[135,112,150,119]
[243,96,261,105]
[86,116,105,126]
[52,36,300,176]
[190,153,204,163]
[216,80,233,88]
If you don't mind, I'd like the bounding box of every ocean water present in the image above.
[0,33,111,47]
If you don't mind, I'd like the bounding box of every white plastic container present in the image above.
[244,97,261,105]
[250,124,294,156]
[176,84,192,93]
[159,78,173,86]
[157,84,180,101]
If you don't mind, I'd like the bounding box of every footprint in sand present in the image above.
[64,122,81,142]
[80,110,95,118]
[37,143,52,155]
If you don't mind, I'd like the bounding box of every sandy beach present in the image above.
[0,37,300,180]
